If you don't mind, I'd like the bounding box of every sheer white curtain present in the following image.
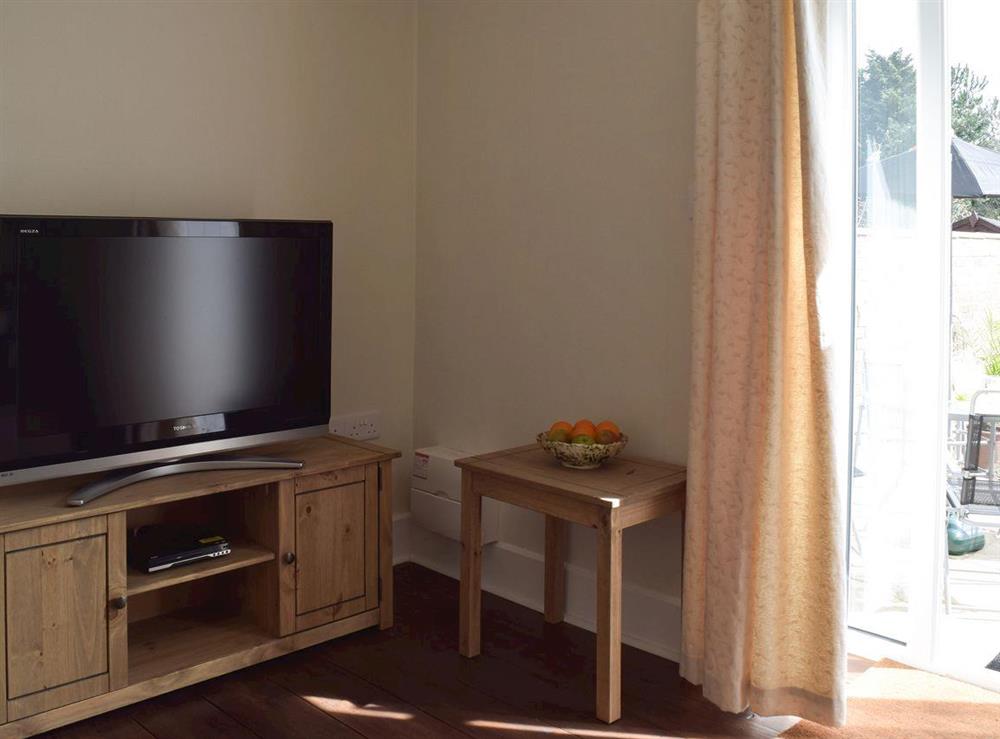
[681,0,853,726]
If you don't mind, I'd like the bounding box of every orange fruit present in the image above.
[570,419,596,445]
[547,420,572,443]
[595,420,621,444]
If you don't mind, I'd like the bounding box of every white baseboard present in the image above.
[396,516,681,662]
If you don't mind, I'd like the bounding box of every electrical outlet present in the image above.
[330,410,381,440]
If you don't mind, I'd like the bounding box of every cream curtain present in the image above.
[681,0,852,727]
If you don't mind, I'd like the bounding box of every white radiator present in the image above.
[410,446,499,543]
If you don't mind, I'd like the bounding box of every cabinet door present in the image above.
[4,518,117,721]
[293,478,376,630]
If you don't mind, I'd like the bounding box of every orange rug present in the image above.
[781,660,1000,738]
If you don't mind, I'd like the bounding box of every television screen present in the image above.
[0,217,332,484]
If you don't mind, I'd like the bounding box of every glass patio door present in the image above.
[849,0,951,662]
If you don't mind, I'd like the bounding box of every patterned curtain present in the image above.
[680,0,853,726]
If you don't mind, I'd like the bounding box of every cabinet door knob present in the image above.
[110,595,128,610]
[284,552,296,565]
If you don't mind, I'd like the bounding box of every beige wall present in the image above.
[0,0,417,507]
[0,0,698,630]
[415,0,695,596]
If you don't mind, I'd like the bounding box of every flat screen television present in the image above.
[0,216,332,503]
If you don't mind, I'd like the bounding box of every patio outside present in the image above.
[942,231,1000,676]
[850,230,1000,670]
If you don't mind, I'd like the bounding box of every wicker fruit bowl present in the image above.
[536,432,628,470]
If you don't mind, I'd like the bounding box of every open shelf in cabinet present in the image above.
[126,541,275,596]
[128,608,271,684]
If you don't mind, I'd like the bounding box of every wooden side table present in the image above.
[455,444,686,723]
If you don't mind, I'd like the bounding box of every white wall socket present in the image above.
[330,410,381,441]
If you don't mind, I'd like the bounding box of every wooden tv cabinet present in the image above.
[0,434,399,739]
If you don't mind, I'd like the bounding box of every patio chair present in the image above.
[959,390,1000,520]
[943,390,1000,613]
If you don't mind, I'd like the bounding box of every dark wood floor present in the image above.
[43,563,791,738]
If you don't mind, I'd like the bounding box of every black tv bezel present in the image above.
[0,215,332,484]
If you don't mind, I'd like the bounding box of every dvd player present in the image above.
[128,524,232,573]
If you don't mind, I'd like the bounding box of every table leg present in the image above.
[544,516,567,624]
[459,472,482,657]
[596,510,622,723]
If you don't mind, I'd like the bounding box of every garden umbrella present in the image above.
[858,135,1000,199]
[952,136,1000,198]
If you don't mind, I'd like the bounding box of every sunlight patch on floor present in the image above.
[847,663,1000,704]
[466,719,679,738]
[303,695,415,720]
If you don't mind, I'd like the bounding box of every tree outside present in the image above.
[858,49,1000,221]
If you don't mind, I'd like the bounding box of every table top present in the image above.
[455,444,685,509]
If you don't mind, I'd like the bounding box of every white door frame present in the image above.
[912,0,951,672]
